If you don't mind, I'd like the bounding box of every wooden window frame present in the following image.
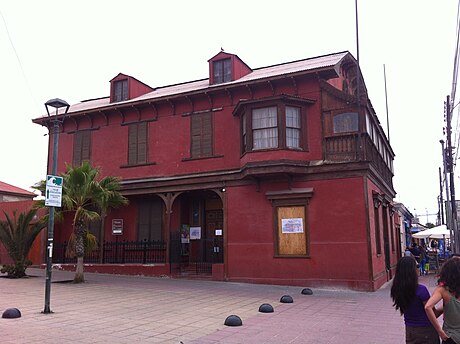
[72,130,92,167]
[241,100,306,153]
[212,58,232,84]
[266,188,314,258]
[137,198,163,241]
[190,112,213,159]
[113,79,128,102]
[128,121,148,165]
[373,193,383,255]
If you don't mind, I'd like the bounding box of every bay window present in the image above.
[235,96,312,153]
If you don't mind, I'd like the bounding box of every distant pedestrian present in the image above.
[425,256,460,344]
[391,256,442,344]
[419,244,428,275]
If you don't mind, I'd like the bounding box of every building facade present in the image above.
[33,51,398,291]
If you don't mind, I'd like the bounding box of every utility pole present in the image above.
[441,139,452,245]
[446,95,459,253]
[439,167,445,225]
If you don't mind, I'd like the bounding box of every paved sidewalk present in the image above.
[0,268,441,343]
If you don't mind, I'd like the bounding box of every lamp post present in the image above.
[43,98,69,314]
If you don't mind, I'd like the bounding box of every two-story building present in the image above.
[33,51,398,291]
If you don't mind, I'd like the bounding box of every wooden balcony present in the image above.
[324,133,393,188]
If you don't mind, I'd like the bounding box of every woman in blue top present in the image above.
[391,256,443,344]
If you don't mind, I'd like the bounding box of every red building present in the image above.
[33,51,398,291]
[0,182,45,265]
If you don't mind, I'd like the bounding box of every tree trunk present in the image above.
[73,222,85,283]
[99,212,106,264]
[74,256,85,283]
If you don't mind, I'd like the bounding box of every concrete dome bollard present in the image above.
[2,308,21,319]
[301,288,313,295]
[258,303,274,313]
[280,295,294,303]
[224,314,242,326]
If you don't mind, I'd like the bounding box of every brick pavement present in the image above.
[0,268,441,343]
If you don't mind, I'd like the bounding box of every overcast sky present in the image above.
[0,1,458,223]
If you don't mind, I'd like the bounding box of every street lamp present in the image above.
[43,98,69,314]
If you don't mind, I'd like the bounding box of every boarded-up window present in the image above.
[191,112,212,158]
[73,130,91,167]
[276,206,307,256]
[128,122,148,165]
[138,199,163,241]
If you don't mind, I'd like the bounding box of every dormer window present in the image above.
[213,58,231,84]
[113,79,128,102]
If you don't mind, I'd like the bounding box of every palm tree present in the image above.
[0,209,47,278]
[61,161,128,283]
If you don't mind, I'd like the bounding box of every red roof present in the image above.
[0,181,36,197]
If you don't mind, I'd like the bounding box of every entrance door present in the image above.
[205,209,223,263]
[170,191,223,276]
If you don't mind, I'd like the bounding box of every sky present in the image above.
[0,0,458,224]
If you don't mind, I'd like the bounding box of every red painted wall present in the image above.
[36,53,397,291]
[225,177,371,290]
[0,200,46,266]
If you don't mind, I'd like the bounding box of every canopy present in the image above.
[412,225,450,239]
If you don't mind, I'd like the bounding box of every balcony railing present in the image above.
[53,239,167,264]
[324,133,393,188]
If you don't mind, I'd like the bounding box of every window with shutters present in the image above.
[113,79,128,102]
[138,199,163,241]
[128,122,148,165]
[73,130,92,166]
[190,112,213,158]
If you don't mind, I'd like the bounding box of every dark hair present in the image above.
[438,256,460,298]
[391,256,418,315]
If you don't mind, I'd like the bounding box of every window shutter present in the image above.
[191,112,212,158]
[128,124,138,165]
[137,122,148,163]
[138,203,150,241]
[201,112,212,156]
[191,115,202,157]
[122,80,128,101]
[73,132,83,166]
[81,131,91,162]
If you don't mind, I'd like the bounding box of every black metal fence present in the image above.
[53,239,167,264]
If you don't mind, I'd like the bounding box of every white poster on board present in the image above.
[281,218,304,233]
[190,226,201,240]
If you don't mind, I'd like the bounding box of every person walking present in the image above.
[391,256,442,343]
[425,256,460,344]
[419,244,428,275]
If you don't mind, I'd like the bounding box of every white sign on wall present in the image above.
[281,218,304,233]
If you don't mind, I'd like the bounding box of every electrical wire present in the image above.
[451,0,460,168]
[0,9,38,109]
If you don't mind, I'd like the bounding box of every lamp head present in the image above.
[45,98,70,117]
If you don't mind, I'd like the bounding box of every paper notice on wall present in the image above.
[281,218,304,233]
[190,227,201,240]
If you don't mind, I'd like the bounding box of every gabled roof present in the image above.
[33,51,354,120]
[207,51,253,72]
[0,181,36,197]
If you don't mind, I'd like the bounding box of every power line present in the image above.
[0,9,38,109]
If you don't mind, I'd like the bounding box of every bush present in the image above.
[1,260,32,278]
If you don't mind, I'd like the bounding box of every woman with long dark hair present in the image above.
[391,256,442,343]
[426,256,460,344]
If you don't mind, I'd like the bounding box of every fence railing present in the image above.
[53,239,167,264]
